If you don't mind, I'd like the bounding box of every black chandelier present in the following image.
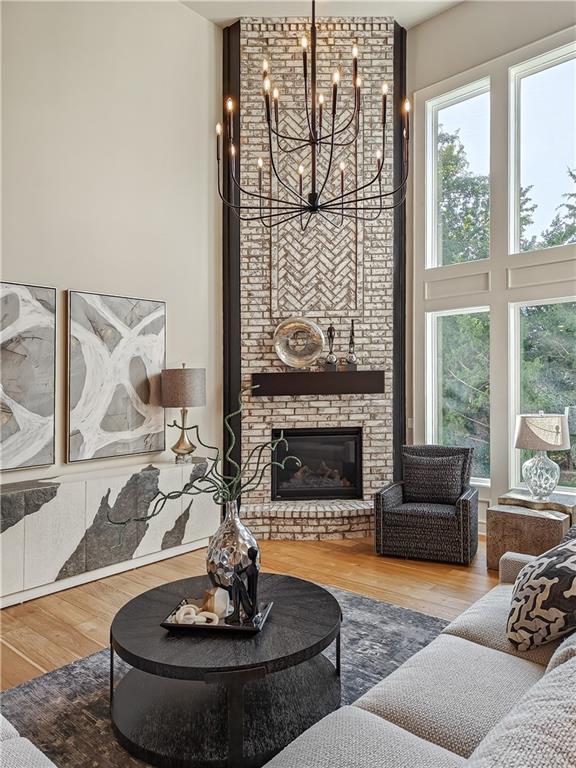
[215,0,410,229]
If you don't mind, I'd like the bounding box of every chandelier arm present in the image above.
[322,156,410,207]
[228,162,303,209]
[259,210,306,228]
[321,114,362,148]
[317,210,345,228]
[302,62,315,139]
[267,122,309,205]
[269,123,314,143]
[320,146,401,206]
[322,176,383,221]
[316,107,338,201]
[322,188,408,215]
[318,95,359,141]
[217,156,302,211]
[232,206,307,222]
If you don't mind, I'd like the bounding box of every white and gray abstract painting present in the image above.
[0,282,56,470]
[68,291,166,462]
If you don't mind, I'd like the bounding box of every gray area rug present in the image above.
[1,586,447,767]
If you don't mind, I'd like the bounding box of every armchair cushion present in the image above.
[403,453,464,505]
[384,503,458,524]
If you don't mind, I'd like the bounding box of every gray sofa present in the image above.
[266,552,576,768]
[0,714,56,767]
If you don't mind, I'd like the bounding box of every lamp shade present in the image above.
[514,413,570,451]
[161,367,206,408]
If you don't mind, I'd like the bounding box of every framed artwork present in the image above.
[67,291,166,462]
[0,282,57,471]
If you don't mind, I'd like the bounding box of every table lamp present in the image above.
[161,365,206,463]
[514,412,570,500]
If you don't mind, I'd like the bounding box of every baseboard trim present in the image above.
[0,538,209,609]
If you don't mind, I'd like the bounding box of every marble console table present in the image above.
[0,460,219,607]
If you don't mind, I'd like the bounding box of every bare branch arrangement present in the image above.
[106,385,301,532]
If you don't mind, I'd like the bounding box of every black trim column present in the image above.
[393,21,407,480]
[222,22,242,478]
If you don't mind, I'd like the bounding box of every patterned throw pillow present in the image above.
[403,454,464,505]
[507,539,576,651]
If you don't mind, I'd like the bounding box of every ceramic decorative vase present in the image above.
[206,500,260,591]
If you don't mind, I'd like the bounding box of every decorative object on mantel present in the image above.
[514,412,570,500]
[273,317,325,369]
[161,365,206,463]
[215,0,410,228]
[324,322,337,370]
[344,319,358,370]
[0,281,56,471]
[67,291,166,462]
[107,387,301,626]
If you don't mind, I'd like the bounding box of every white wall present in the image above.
[1,2,223,483]
[405,1,576,444]
[407,0,576,92]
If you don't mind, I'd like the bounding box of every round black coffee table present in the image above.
[110,573,341,768]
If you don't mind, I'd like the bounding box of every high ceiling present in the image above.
[184,1,461,30]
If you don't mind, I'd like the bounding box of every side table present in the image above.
[486,504,570,571]
[498,490,575,523]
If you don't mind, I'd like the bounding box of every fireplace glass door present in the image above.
[272,428,362,501]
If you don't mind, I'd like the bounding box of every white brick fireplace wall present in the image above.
[238,16,396,540]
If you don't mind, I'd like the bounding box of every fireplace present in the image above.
[272,428,363,501]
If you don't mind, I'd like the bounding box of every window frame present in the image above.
[508,295,576,492]
[508,41,576,256]
[425,77,491,270]
[426,305,491,484]
[412,26,576,515]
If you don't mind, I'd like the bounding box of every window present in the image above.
[427,308,490,480]
[511,298,576,489]
[510,43,576,254]
[414,29,575,498]
[426,79,490,268]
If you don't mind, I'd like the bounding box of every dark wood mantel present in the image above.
[251,370,385,397]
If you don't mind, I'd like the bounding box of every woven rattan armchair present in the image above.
[374,445,478,565]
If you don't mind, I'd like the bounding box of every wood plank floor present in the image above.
[0,537,497,691]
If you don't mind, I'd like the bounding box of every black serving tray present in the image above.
[161,598,273,633]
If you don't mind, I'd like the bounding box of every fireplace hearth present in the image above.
[272,428,363,501]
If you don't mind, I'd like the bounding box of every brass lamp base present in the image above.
[169,408,197,464]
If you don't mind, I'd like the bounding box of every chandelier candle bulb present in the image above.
[382,85,387,126]
[404,98,411,141]
[226,98,234,142]
[262,59,268,77]
[352,45,358,83]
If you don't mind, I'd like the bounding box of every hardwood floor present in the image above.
[0,537,497,691]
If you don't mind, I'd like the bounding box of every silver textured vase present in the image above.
[206,500,260,590]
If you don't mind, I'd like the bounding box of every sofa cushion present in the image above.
[0,715,18,741]
[467,656,576,768]
[507,539,576,650]
[264,705,465,768]
[442,584,559,666]
[403,454,464,504]
[0,736,57,767]
[353,634,543,758]
[546,630,576,673]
